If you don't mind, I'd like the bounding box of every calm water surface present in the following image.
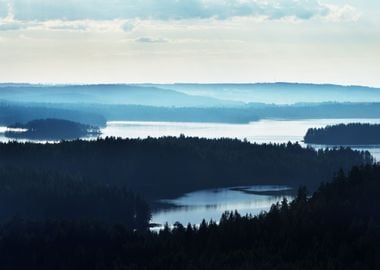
[151,185,293,228]
[100,119,380,160]
[1,119,380,159]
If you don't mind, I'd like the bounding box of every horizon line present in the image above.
[0,81,379,89]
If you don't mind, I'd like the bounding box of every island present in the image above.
[5,118,101,140]
[304,123,380,145]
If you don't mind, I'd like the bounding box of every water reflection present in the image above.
[151,186,293,227]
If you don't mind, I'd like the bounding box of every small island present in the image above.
[304,123,380,145]
[5,119,101,140]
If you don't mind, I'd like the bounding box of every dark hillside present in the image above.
[0,165,379,269]
[0,137,372,200]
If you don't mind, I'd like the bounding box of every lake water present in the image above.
[100,119,380,160]
[1,119,380,159]
[151,185,293,228]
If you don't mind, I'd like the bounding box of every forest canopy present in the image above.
[0,137,373,200]
[0,168,150,229]
[5,119,100,140]
[304,123,380,145]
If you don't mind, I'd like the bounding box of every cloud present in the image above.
[0,1,30,31]
[135,37,168,43]
[323,4,361,22]
[3,1,14,21]
[121,21,134,32]
[48,24,88,31]
[3,0,360,22]
[0,22,24,31]
[40,19,129,32]
[0,0,361,32]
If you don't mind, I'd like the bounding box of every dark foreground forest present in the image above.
[305,123,380,145]
[0,168,150,228]
[1,165,379,270]
[0,137,373,201]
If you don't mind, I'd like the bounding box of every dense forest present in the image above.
[0,165,379,269]
[0,168,150,229]
[0,137,372,200]
[304,123,380,145]
[5,119,101,140]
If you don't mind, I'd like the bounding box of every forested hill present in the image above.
[304,123,380,145]
[51,102,380,123]
[152,83,380,104]
[0,84,238,107]
[1,165,379,269]
[0,137,372,200]
[0,102,106,127]
[3,101,380,125]
[0,168,150,229]
[5,119,100,140]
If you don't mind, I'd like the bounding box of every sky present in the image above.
[0,0,379,86]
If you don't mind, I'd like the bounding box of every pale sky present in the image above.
[0,0,379,86]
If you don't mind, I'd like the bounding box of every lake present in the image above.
[100,119,380,160]
[151,185,293,228]
[1,119,380,159]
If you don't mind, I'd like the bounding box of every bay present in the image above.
[151,185,293,228]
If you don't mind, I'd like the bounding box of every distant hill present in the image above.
[2,83,380,125]
[0,101,106,127]
[0,84,239,107]
[150,83,380,104]
[5,119,100,140]
[304,123,380,145]
[42,102,380,124]
[3,101,380,125]
[4,83,380,107]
